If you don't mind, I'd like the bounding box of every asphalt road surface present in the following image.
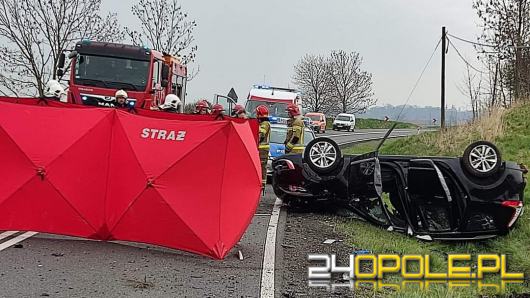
[322,128,422,147]
[0,187,281,298]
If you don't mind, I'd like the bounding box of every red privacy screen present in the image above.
[0,99,261,259]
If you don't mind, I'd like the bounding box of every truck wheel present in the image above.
[462,141,502,178]
[303,137,343,174]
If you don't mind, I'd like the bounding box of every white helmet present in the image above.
[115,89,128,99]
[44,80,65,98]
[160,94,181,110]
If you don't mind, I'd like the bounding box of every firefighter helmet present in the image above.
[233,104,246,115]
[115,89,128,99]
[44,80,65,98]
[212,104,225,114]
[256,105,269,118]
[160,94,181,110]
[286,103,301,117]
[195,99,210,113]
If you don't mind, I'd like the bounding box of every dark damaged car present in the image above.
[272,135,526,240]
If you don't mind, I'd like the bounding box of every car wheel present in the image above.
[462,141,502,178]
[303,137,343,174]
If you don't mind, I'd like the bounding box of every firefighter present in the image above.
[211,104,225,119]
[284,103,304,154]
[194,99,210,115]
[159,94,181,113]
[44,80,66,102]
[232,104,248,119]
[115,89,128,108]
[256,105,271,187]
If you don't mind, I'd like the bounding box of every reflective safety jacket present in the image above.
[285,116,304,153]
[258,120,271,151]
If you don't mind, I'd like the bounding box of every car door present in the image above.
[345,152,391,226]
[406,159,461,233]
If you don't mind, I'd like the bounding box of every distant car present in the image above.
[306,112,327,134]
[272,137,526,240]
[266,123,316,177]
[333,113,356,132]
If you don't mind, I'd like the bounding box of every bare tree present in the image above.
[0,0,123,97]
[292,54,334,113]
[474,0,530,102]
[458,65,483,121]
[127,0,198,64]
[328,50,376,114]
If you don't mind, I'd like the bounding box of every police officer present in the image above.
[159,94,181,113]
[194,99,211,115]
[115,89,128,108]
[256,105,271,187]
[284,103,304,154]
[232,104,248,119]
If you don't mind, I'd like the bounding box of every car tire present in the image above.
[303,137,343,174]
[462,141,502,178]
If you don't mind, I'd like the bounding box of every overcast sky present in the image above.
[103,0,483,109]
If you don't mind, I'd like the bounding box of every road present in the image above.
[322,128,422,147]
[0,188,280,298]
[0,129,419,297]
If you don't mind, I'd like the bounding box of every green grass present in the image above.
[326,117,418,130]
[356,118,419,129]
[338,104,530,297]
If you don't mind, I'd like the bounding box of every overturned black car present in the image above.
[272,135,526,240]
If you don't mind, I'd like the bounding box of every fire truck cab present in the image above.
[57,40,187,110]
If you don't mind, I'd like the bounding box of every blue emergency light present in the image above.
[269,116,289,125]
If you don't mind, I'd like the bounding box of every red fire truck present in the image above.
[56,40,187,109]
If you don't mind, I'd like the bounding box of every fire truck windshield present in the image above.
[74,55,149,91]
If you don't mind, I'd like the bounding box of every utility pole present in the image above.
[441,26,447,129]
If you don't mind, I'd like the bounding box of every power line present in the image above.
[395,37,442,121]
[447,38,489,75]
[447,33,497,48]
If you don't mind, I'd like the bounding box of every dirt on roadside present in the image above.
[278,205,377,298]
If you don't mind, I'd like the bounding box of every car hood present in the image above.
[270,143,286,158]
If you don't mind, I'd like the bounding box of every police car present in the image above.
[266,120,316,179]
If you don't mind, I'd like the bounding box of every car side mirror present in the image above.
[58,53,66,69]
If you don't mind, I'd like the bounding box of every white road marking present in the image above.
[0,232,38,251]
[0,231,19,241]
[260,197,282,298]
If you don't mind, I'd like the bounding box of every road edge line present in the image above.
[0,232,38,251]
[0,231,19,241]
[260,197,282,298]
